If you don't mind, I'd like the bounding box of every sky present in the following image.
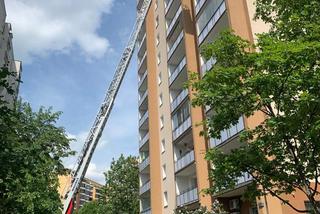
[5,0,139,184]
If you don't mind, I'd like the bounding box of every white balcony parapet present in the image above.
[139,111,149,128]
[140,180,151,195]
[139,156,150,171]
[176,187,198,207]
[236,172,253,186]
[139,133,150,149]
[173,116,191,141]
[175,150,195,172]
[138,51,147,71]
[201,57,217,76]
[169,56,186,85]
[138,70,147,88]
[168,31,184,60]
[139,91,148,107]
[165,0,174,14]
[171,89,188,112]
[209,116,245,147]
[198,1,226,45]
[141,208,151,214]
[137,33,147,56]
[166,6,182,37]
[195,0,207,15]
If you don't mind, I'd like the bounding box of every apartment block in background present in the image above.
[58,175,104,212]
[137,0,311,214]
[0,0,22,105]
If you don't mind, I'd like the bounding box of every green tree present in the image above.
[75,201,109,214]
[104,155,139,214]
[190,0,320,213]
[0,67,74,213]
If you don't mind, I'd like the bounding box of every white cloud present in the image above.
[5,0,113,62]
[86,163,106,184]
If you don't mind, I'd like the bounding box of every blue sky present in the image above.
[6,0,138,184]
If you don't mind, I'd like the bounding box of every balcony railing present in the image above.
[209,117,245,147]
[138,51,147,71]
[138,70,147,88]
[176,187,198,207]
[173,116,191,141]
[198,1,226,45]
[141,208,151,214]
[139,157,150,171]
[195,0,207,15]
[175,150,195,172]
[137,33,146,55]
[139,111,149,128]
[139,133,150,149]
[140,180,151,195]
[171,89,188,112]
[201,57,217,76]
[169,56,186,85]
[165,0,174,14]
[236,172,253,186]
[168,31,184,60]
[138,91,148,107]
[167,6,182,37]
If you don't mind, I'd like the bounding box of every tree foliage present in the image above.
[75,201,109,214]
[190,0,320,213]
[104,154,139,214]
[0,67,74,213]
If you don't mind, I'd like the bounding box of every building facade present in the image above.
[0,0,22,105]
[136,0,312,214]
[58,175,104,212]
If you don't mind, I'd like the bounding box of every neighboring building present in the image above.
[136,0,310,214]
[0,0,22,105]
[58,175,104,212]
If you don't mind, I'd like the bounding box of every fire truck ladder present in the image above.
[62,0,151,213]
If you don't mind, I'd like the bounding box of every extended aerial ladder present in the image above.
[62,0,151,213]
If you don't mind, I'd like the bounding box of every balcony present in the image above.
[140,180,151,195]
[139,133,150,149]
[195,0,207,15]
[171,89,188,113]
[175,150,195,173]
[168,31,184,60]
[236,172,253,187]
[137,33,147,58]
[198,1,226,45]
[138,70,147,90]
[141,208,151,214]
[169,56,186,85]
[138,90,148,107]
[139,111,149,129]
[138,51,147,73]
[173,116,191,141]
[201,57,217,76]
[165,0,174,14]
[167,6,182,37]
[139,157,150,172]
[176,187,198,207]
[209,117,245,148]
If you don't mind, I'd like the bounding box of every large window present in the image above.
[197,0,224,34]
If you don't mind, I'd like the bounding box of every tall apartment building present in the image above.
[58,175,104,212]
[0,0,22,105]
[137,0,311,214]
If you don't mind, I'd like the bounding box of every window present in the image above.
[162,164,166,179]
[159,93,163,106]
[158,72,162,85]
[160,115,164,129]
[163,191,168,207]
[157,53,161,65]
[156,34,160,46]
[161,139,165,153]
[155,15,159,28]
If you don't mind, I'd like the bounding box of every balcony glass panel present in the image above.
[140,180,151,195]
[139,133,150,149]
[171,88,188,112]
[138,51,147,71]
[201,57,217,76]
[141,208,151,214]
[139,91,148,107]
[173,117,191,141]
[138,70,147,89]
[198,1,226,45]
[139,156,150,172]
[176,187,198,207]
[236,172,253,186]
[139,111,149,128]
[167,6,182,37]
[209,117,245,147]
[195,0,207,15]
[168,31,184,60]
[175,150,195,172]
[169,56,186,85]
[137,33,147,57]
